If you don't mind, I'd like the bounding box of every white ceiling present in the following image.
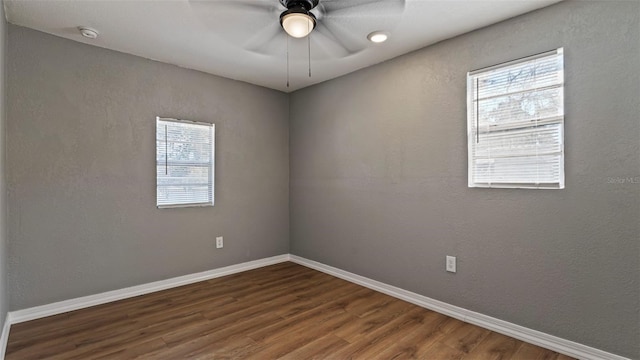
[4,0,561,92]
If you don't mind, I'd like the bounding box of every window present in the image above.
[156,117,215,208]
[467,48,564,189]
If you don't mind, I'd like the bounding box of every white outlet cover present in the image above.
[446,256,456,273]
[216,236,223,249]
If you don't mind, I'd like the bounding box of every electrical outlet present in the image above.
[446,256,456,273]
[216,236,223,249]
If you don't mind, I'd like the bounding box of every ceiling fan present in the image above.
[190,0,406,59]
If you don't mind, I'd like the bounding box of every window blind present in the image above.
[467,48,564,189]
[156,117,215,207]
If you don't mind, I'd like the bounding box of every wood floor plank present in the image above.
[332,298,414,343]
[93,338,168,359]
[330,307,434,359]
[162,297,291,347]
[556,354,577,360]
[276,334,349,360]
[6,262,576,360]
[246,296,353,344]
[420,341,466,360]
[51,313,207,360]
[465,331,521,359]
[441,321,492,354]
[168,334,260,360]
[242,311,355,360]
[143,313,281,359]
[375,312,458,359]
[512,342,563,360]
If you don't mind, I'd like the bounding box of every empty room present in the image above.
[0,0,637,359]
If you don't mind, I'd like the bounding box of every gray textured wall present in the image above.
[290,1,639,358]
[0,2,8,328]
[7,25,289,310]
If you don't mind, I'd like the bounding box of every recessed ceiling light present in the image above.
[367,31,388,43]
[78,26,99,39]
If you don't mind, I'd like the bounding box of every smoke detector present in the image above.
[78,26,99,39]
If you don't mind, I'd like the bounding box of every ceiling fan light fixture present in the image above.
[367,31,389,43]
[280,6,316,38]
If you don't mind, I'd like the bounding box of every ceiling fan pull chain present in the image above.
[286,35,290,88]
[308,21,311,77]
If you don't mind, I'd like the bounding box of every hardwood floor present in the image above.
[6,262,575,359]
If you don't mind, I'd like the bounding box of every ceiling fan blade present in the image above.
[311,25,352,58]
[188,0,281,34]
[243,22,286,55]
[314,0,405,54]
[313,24,357,57]
[189,0,282,48]
[320,0,405,17]
[190,0,280,14]
[316,17,370,54]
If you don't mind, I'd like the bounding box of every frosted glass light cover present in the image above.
[282,13,314,38]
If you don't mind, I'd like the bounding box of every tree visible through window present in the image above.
[467,48,564,189]
[156,117,215,207]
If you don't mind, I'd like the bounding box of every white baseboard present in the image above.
[0,314,9,360]
[1,254,630,360]
[8,254,289,324]
[289,255,630,360]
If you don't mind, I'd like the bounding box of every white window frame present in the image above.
[467,48,565,189]
[156,117,215,208]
